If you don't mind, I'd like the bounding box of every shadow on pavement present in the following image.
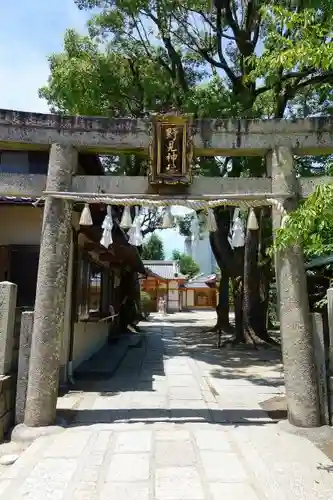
[58,407,279,427]
[58,315,285,427]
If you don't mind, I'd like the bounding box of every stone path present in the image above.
[0,311,333,499]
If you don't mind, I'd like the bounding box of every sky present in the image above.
[0,0,187,257]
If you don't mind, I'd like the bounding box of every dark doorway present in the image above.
[9,245,39,307]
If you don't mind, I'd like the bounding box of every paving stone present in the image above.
[167,375,199,387]
[106,453,150,482]
[28,457,78,484]
[155,430,191,441]
[78,465,100,482]
[73,489,98,500]
[209,482,260,500]
[200,451,248,482]
[194,430,232,451]
[43,431,91,458]
[155,440,196,467]
[87,453,106,466]
[155,466,205,500]
[114,430,152,453]
[19,474,71,500]
[2,312,330,500]
[73,481,97,491]
[92,430,113,452]
[99,481,150,500]
[0,479,10,495]
[169,387,203,400]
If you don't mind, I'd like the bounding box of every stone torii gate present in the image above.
[1,109,333,436]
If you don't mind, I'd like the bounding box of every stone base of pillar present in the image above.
[11,419,66,444]
[277,419,333,443]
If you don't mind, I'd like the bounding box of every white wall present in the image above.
[184,237,192,257]
[192,233,216,275]
[187,289,194,307]
[167,280,179,311]
[72,321,109,371]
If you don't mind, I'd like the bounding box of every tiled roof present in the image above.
[305,253,333,269]
[184,274,216,289]
[0,196,38,204]
[143,260,185,280]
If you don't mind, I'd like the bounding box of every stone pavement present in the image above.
[0,311,333,499]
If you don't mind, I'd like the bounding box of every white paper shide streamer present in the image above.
[120,205,132,229]
[79,203,93,226]
[231,209,245,248]
[100,206,113,248]
[206,208,217,232]
[247,209,259,230]
[128,206,143,246]
[162,206,174,229]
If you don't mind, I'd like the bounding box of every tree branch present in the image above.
[144,9,189,94]
[215,7,238,84]
[254,69,326,97]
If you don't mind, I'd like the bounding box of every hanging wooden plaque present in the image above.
[148,113,194,185]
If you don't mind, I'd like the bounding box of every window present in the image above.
[77,253,111,320]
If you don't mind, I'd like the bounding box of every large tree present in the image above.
[40,0,333,344]
[172,250,200,278]
[142,233,165,260]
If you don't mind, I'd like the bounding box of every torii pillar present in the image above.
[269,146,320,428]
[22,144,77,430]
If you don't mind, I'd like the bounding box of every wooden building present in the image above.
[141,260,186,312]
[0,149,145,383]
[182,274,217,310]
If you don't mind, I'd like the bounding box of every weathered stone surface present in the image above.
[99,482,150,500]
[11,422,65,444]
[106,453,150,482]
[2,313,333,499]
[24,144,77,428]
[0,375,15,441]
[270,146,320,428]
[155,466,205,500]
[311,313,329,425]
[0,281,17,375]
[0,108,333,155]
[0,453,19,465]
[209,483,260,500]
[1,173,333,203]
[114,430,152,453]
[15,311,34,425]
[327,288,333,373]
[155,440,196,467]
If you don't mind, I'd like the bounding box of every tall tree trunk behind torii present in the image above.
[209,209,233,331]
[209,206,275,344]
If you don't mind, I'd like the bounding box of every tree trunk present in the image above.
[209,209,234,331]
[243,220,261,343]
[243,208,276,344]
[232,247,245,342]
[216,271,230,330]
[117,271,138,333]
